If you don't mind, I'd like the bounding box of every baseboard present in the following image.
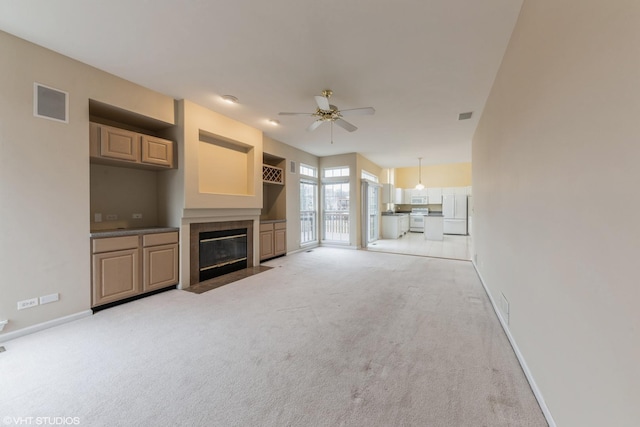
[0,310,93,344]
[472,261,557,427]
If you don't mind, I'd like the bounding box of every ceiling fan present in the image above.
[279,89,375,134]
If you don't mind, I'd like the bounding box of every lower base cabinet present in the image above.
[91,231,178,308]
[260,220,286,261]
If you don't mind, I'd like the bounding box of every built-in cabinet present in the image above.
[261,153,287,261]
[90,122,175,170]
[91,230,178,308]
[260,221,286,261]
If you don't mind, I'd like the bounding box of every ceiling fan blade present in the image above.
[279,112,314,116]
[314,95,331,111]
[306,120,323,132]
[335,118,358,132]
[339,107,375,116]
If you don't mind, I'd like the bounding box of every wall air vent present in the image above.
[34,83,68,123]
[290,160,296,174]
[458,111,473,121]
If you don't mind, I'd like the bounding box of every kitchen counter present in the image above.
[260,219,286,223]
[90,226,179,238]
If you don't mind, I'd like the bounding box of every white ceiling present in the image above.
[0,0,522,168]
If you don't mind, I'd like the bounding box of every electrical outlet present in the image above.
[17,298,38,310]
[106,214,118,221]
[94,213,102,222]
[132,213,143,219]
[40,293,59,305]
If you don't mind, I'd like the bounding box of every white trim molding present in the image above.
[0,310,92,344]
[472,261,557,427]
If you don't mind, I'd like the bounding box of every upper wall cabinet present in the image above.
[90,122,175,170]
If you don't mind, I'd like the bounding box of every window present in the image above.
[300,180,317,244]
[299,164,317,178]
[322,181,350,242]
[323,166,350,178]
[361,170,378,182]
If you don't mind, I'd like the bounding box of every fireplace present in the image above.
[190,220,254,285]
[199,228,247,281]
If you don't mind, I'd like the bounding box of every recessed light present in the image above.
[221,95,239,104]
[268,119,280,125]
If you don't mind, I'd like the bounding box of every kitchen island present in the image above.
[423,214,444,241]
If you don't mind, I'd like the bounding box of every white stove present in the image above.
[409,208,429,232]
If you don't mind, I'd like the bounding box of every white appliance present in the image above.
[409,207,429,232]
[411,195,427,205]
[443,195,468,235]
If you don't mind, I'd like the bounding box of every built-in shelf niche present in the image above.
[198,130,255,196]
[262,153,286,221]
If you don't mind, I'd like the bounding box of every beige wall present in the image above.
[472,1,640,425]
[90,164,159,230]
[395,162,471,189]
[0,31,175,334]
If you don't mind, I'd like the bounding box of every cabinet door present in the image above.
[274,229,286,256]
[143,243,179,292]
[260,230,274,260]
[92,248,140,307]
[141,135,173,168]
[100,126,140,162]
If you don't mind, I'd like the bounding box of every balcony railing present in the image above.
[323,211,350,242]
[300,211,317,244]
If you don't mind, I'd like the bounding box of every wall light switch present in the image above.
[40,293,59,305]
[106,214,118,221]
[94,213,102,222]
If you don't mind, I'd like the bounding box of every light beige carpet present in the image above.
[0,248,546,426]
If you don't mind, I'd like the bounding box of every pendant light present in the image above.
[415,157,425,190]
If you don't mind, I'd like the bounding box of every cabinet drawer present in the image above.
[260,223,274,232]
[92,235,139,253]
[143,231,179,247]
[274,221,286,230]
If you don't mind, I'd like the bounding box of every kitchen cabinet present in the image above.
[92,236,141,307]
[424,216,444,241]
[399,214,410,234]
[143,232,179,292]
[90,122,175,170]
[382,214,408,239]
[141,135,174,168]
[91,230,179,308]
[260,221,286,261]
[403,189,413,204]
[381,183,395,204]
[427,187,442,204]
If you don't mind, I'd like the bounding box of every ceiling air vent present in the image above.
[34,83,68,123]
[458,112,473,121]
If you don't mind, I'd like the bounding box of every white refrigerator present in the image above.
[443,195,468,235]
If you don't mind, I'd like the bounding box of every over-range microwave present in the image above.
[411,196,427,204]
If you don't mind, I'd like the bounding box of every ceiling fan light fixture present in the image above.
[221,95,239,104]
[415,157,425,190]
[268,119,280,125]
